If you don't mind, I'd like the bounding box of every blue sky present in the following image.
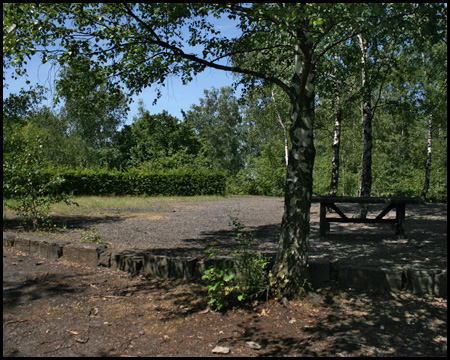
[3,13,242,126]
[3,59,240,125]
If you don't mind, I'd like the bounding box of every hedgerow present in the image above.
[19,168,227,197]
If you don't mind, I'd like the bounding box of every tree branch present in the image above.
[121,3,294,101]
[210,44,290,63]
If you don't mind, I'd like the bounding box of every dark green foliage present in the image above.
[13,168,227,197]
[183,87,248,175]
[56,56,129,151]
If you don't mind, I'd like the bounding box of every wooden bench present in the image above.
[311,195,420,238]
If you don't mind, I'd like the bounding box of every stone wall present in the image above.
[3,231,446,297]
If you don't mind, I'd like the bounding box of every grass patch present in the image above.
[4,195,227,217]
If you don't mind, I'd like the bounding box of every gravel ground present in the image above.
[3,197,447,357]
[5,196,445,271]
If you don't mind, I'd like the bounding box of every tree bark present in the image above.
[272,41,316,298]
[329,53,342,197]
[271,90,289,167]
[329,106,342,197]
[420,53,433,203]
[421,113,433,202]
[357,34,373,218]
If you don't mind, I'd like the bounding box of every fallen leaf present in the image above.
[258,309,268,317]
[74,337,88,343]
[65,330,79,335]
[198,308,209,315]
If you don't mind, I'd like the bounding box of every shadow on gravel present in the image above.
[219,290,447,357]
[3,273,79,310]
[124,216,446,272]
[298,292,448,357]
[3,214,124,232]
[178,223,281,253]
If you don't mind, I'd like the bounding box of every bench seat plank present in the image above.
[312,195,419,205]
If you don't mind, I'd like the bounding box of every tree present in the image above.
[183,87,246,175]
[129,103,203,171]
[271,89,290,168]
[232,85,289,196]
[417,42,447,201]
[110,124,135,170]
[327,53,345,196]
[3,88,75,230]
[4,3,445,297]
[3,86,46,154]
[56,56,129,166]
[3,136,74,231]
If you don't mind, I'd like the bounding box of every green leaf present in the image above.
[223,274,234,282]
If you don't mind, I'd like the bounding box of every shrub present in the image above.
[26,168,226,197]
[80,228,104,244]
[202,213,275,311]
[3,140,76,231]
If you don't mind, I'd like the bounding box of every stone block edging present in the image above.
[3,231,447,298]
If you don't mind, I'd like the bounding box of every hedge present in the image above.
[6,168,226,197]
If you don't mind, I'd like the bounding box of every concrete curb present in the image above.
[332,263,447,297]
[3,231,447,298]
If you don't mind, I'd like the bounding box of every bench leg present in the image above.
[395,204,406,238]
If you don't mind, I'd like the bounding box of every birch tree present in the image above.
[4,3,443,297]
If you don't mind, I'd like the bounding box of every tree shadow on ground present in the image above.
[137,212,446,272]
[219,289,447,356]
[4,273,81,310]
[180,223,281,253]
[297,290,447,357]
[3,213,124,232]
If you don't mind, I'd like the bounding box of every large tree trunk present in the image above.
[420,53,433,203]
[421,113,433,202]
[272,42,316,299]
[329,53,342,197]
[271,90,289,168]
[329,105,342,196]
[357,34,373,218]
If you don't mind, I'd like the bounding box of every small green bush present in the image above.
[80,228,104,244]
[3,140,76,231]
[202,213,275,311]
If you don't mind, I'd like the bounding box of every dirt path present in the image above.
[3,247,447,357]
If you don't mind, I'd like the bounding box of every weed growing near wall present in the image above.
[202,213,275,311]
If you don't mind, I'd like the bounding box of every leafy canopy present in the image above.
[6,3,443,103]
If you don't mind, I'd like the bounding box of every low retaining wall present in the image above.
[3,232,447,298]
